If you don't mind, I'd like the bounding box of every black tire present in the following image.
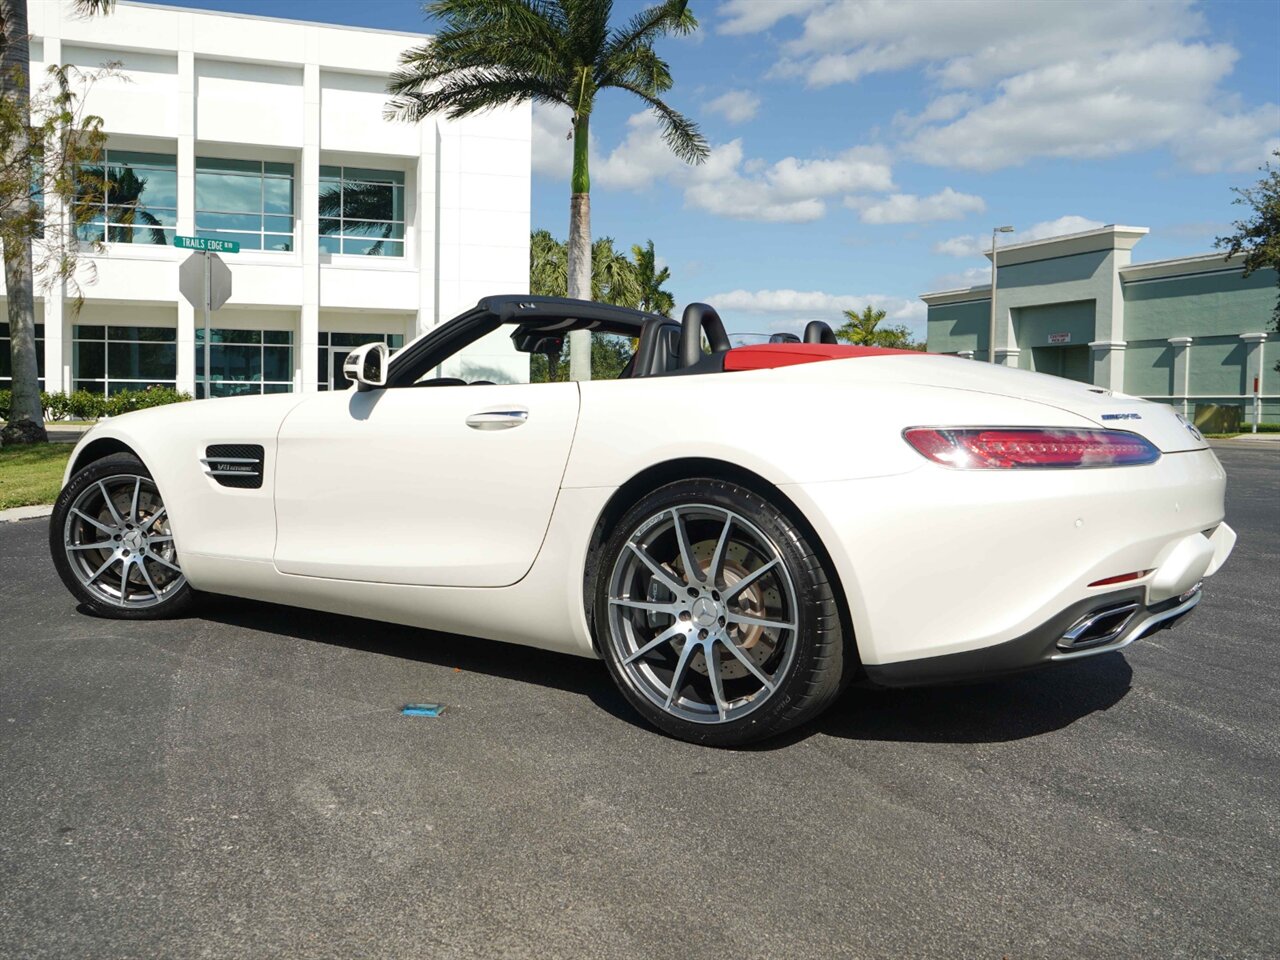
[49,452,194,620]
[594,478,846,747]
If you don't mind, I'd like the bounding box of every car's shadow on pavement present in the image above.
[810,654,1134,746]
[190,596,640,726]
[187,596,1133,748]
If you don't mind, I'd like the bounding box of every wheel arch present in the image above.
[67,436,143,479]
[581,456,861,676]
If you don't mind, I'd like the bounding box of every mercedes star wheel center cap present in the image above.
[692,596,720,627]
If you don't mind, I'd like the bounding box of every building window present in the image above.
[77,150,177,246]
[0,323,46,390]
[317,331,405,390]
[196,158,295,252]
[73,325,177,395]
[319,166,405,257]
[195,329,294,398]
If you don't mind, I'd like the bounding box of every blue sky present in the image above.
[138,0,1279,338]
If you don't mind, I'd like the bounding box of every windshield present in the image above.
[728,333,801,347]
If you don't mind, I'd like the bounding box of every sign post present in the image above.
[177,236,235,399]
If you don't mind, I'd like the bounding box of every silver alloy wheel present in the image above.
[606,504,799,725]
[62,474,184,609]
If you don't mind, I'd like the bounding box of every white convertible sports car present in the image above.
[50,296,1236,745]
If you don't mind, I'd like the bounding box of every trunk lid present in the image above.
[823,355,1210,453]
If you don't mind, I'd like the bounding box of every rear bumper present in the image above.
[784,448,1231,669]
[864,583,1203,688]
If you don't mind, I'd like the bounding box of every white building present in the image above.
[2,0,531,398]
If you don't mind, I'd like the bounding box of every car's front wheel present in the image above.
[595,478,847,747]
[49,453,193,619]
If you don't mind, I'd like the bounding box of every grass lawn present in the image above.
[0,443,72,510]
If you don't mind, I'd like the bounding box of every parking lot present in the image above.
[1,445,1276,959]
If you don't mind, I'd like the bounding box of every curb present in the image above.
[0,504,53,523]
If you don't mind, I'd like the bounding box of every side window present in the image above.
[530,332,636,383]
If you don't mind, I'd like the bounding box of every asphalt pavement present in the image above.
[1,447,1276,959]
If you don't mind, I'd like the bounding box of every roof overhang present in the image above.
[1120,251,1246,282]
[920,285,992,306]
[984,225,1149,266]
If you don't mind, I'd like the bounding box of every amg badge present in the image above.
[1100,412,1142,421]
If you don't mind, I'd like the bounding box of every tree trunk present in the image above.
[0,0,47,444]
[566,114,591,381]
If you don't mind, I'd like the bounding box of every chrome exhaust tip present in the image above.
[1058,602,1141,652]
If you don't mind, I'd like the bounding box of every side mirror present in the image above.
[344,342,388,391]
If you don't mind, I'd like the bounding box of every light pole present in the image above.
[988,225,1015,363]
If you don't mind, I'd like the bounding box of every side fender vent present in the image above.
[202,444,265,489]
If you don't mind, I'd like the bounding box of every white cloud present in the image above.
[905,42,1278,173]
[848,187,985,224]
[530,102,575,180]
[710,288,927,326]
[594,111,688,189]
[718,0,824,36]
[929,265,993,291]
[706,89,762,124]
[779,1,1204,88]
[718,0,1279,174]
[684,142,893,222]
[891,93,979,135]
[934,216,1106,257]
[534,105,893,222]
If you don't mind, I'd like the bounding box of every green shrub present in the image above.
[66,390,106,421]
[101,386,192,417]
[41,391,75,421]
[0,388,9,421]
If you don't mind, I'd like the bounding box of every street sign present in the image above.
[175,234,240,254]
[179,251,233,399]
[179,252,232,311]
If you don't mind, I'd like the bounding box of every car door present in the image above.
[272,381,580,587]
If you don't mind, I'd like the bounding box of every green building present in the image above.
[922,225,1278,425]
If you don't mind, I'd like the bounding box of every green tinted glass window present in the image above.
[196,158,296,252]
[75,150,178,247]
[317,165,406,257]
[71,324,177,395]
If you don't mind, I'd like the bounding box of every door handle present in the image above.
[465,409,529,431]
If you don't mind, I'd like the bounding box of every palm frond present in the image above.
[602,0,694,62]
[72,0,116,16]
[388,69,568,122]
[600,45,673,96]
[386,0,571,121]
[607,81,708,164]
[427,0,569,53]
[561,0,613,69]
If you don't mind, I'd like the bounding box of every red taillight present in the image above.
[1088,570,1152,587]
[903,428,1161,469]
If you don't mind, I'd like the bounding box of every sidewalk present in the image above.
[1210,433,1280,448]
[0,504,52,523]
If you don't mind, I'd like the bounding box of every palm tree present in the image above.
[836,305,888,346]
[1,0,115,445]
[530,228,566,297]
[591,236,640,307]
[835,304,925,351]
[529,230,641,306]
[387,0,707,380]
[631,238,673,316]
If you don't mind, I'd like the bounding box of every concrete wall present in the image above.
[923,227,1278,423]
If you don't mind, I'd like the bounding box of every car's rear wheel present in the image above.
[595,478,846,746]
[49,453,193,619]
